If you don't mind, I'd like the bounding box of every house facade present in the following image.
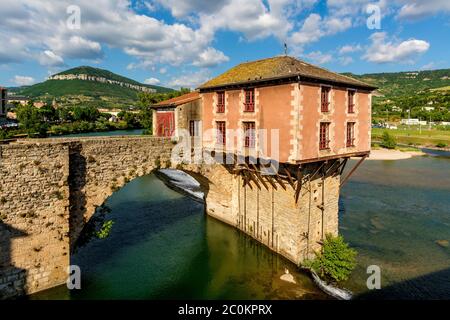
[152,91,202,138]
[0,87,7,117]
[198,56,375,164]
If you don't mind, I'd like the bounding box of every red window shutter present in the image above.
[217,92,225,113]
[243,122,255,148]
[216,121,226,145]
[321,87,330,112]
[320,122,330,150]
[346,122,355,147]
[348,91,355,113]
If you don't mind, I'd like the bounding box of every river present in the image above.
[52,128,144,138]
[29,148,450,300]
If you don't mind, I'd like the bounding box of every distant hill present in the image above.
[342,68,450,98]
[10,66,173,109]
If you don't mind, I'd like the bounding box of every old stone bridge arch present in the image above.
[0,136,341,298]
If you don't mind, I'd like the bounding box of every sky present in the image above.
[0,0,449,89]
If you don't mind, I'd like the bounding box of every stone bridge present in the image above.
[0,136,342,299]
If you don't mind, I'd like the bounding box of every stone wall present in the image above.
[0,142,70,298]
[1,136,342,299]
[0,137,173,299]
[179,161,340,264]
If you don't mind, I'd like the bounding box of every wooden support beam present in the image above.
[244,165,261,190]
[310,161,327,181]
[295,166,304,203]
[340,155,367,187]
[339,158,349,175]
[251,164,269,190]
[265,175,278,190]
[241,170,252,189]
[274,174,287,190]
[325,159,341,177]
[283,165,296,189]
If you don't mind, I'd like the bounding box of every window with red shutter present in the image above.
[216,121,226,145]
[217,92,225,113]
[321,87,330,112]
[243,122,256,148]
[346,122,355,147]
[244,89,255,112]
[319,122,330,150]
[348,90,355,113]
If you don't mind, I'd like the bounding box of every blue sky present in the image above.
[0,0,449,89]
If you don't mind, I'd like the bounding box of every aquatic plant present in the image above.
[305,234,357,283]
[96,220,115,239]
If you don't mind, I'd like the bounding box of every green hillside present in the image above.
[11,66,173,109]
[54,66,172,93]
[343,69,450,123]
[343,69,450,98]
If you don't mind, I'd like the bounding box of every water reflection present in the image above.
[341,154,450,299]
[31,174,326,300]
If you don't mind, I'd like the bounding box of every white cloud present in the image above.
[193,47,229,68]
[304,51,333,64]
[420,62,436,70]
[49,36,103,60]
[363,32,430,63]
[154,0,231,18]
[339,56,354,66]
[144,77,161,85]
[38,50,65,67]
[339,44,362,55]
[197,0,301,41]
[159,68,167,74]
[290,13,352,46]
[167,70,211,89]
[12,75,36,86]
[0,35,31,64]
[397,0,450,20]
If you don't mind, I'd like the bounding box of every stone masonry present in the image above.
[1,136,340,299]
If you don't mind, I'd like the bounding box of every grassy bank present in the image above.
[372,128,450,148]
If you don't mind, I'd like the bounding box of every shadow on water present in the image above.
[356,267,450,300]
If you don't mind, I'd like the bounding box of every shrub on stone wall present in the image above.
[305,233,357,283]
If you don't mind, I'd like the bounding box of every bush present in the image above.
[305,234,357,283]
[380,131,397,149]
[436,142,448,148]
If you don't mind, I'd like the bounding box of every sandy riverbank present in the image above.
[365,148,425,160]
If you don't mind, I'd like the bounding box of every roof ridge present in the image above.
[198,55,376,90]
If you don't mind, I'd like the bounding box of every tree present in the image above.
[16,101,48,137]
[380,131,397,149]
[306,234,357,283]
[58,107,73,122]
[139,107,153,135]
[72,106,100,122]
[39,104,58,122]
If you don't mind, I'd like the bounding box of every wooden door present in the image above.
[156,111,175,137]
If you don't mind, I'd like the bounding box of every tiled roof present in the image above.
[153,91,200,108]
[198,56,376,90]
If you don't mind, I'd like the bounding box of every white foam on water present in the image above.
[159,169,204,200]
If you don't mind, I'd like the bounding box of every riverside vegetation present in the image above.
[305,234,357,283]
[0,88,190,139]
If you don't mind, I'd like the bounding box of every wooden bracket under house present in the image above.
[232,152,369,203]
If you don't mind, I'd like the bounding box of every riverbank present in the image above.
[366,148,425,160]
